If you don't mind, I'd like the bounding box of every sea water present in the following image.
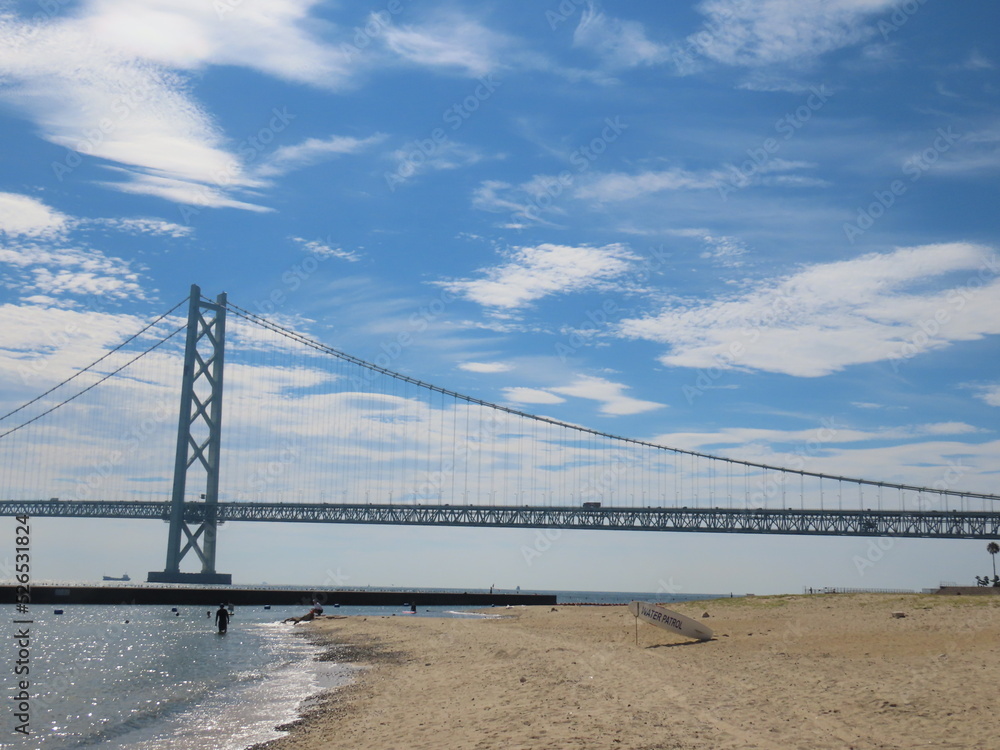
[6,591,722,748]
[6,605,350,749]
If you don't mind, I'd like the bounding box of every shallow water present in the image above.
[9,605,352,749]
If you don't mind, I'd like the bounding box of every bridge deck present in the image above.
[2,500,998,539]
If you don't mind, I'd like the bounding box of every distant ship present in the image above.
[102,573,131,581]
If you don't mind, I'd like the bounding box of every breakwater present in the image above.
[0,584,556,607]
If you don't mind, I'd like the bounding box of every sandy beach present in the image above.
[259,594,1000,750]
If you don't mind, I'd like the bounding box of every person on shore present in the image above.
[215,603,230,634]
[283,610,317,624]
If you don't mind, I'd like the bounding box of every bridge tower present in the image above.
[147,285,232,585]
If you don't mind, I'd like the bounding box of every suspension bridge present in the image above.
[2,285,997,584]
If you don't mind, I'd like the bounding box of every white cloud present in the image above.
[0,193,150,302]
[0,2,365,211]
[974,384,1000,407]
[78,0,358,87]
[437,243,639,310]
[502,387,566,405]
[0,17,257,207]
[291,237,361,263]
[618,243,1000,377]
[0,192,69,237]
[648,421,999,500]
[30,267,143,300]
[551,375,665,416]
[459,362,512,374]
[389,140,489,182]
[656,422,982,453]
[381,15,504,76]
[97,171,271,212]
[0,241,147,302]
[85,217,193,238]
[0,303,152,385]
[691,0,896,67]
[256,133,386,178]
[577,159,820,203]
[573,7,671,69]
[575,168,724,202]
[700,235,748,268]
[471,179,565,228]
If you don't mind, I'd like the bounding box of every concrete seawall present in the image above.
[934,586,1000,596]
[1,585,556,607]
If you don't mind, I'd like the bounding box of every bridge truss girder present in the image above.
[3,500,999,540]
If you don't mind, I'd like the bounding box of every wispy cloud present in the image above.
[84,217,194,238]
[0,2,364,211]
[574,167,724,202]
[436,243,640,310]
[291,237,361,263]
[381,14,506,76]
[971,383,1000,407]
[618,243,1000,377]
[551,375,665,416]
[502,387,566,405]
[257,133,386,178]
[388,140,491,182]
[459,362,512,374]
[691,0,897,67]
[573,6,671,69]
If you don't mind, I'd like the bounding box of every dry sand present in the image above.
[258,594,1000,750]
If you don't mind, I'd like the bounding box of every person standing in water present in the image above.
[215,603,230,634]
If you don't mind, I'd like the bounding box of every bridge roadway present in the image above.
[2,499,999,539]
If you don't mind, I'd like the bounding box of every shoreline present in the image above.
[253,593,1000,750]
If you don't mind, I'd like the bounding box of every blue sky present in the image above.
[1,0,998,595]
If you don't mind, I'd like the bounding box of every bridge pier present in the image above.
[147,284,232,585]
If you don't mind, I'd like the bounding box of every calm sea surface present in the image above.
[6,590,721,748]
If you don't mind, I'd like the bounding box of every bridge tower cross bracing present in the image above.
[147,284,232,585]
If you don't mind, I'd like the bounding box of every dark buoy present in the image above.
[53,609,64,615]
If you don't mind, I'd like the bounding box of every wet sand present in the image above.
[257,593,1000,750]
